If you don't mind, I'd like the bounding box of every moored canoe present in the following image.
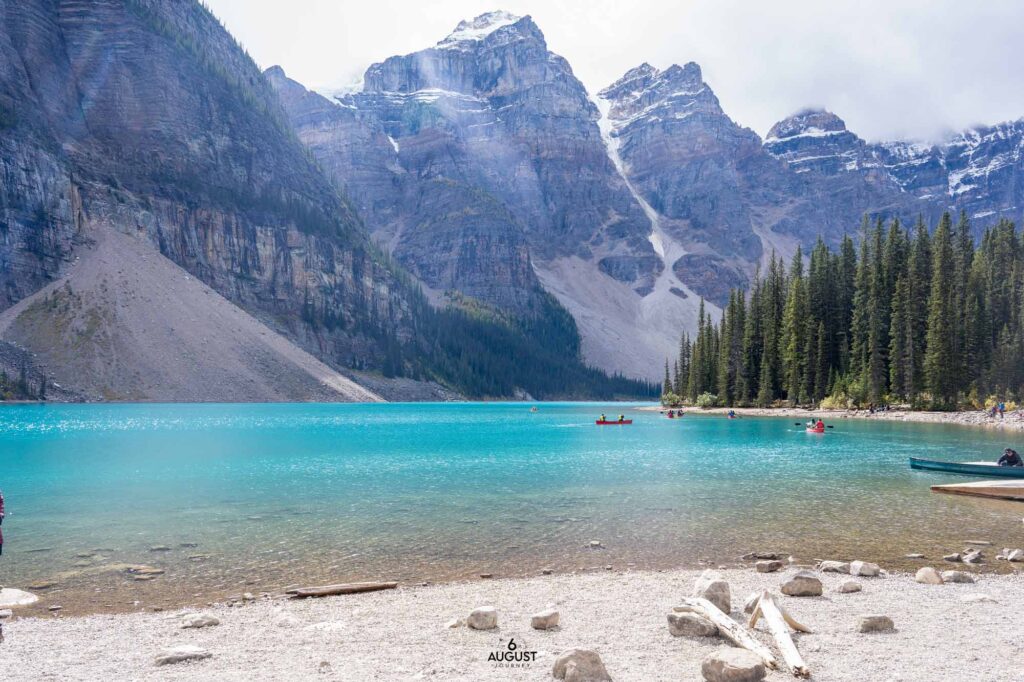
[909,457,1024,478]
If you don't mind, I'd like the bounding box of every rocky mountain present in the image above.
[271,12,708,380]
[267,11,1024,381]
[0,1,650,400]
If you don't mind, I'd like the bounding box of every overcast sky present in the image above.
[204,0,1024,142]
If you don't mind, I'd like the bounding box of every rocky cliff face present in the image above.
[0,0,416,380]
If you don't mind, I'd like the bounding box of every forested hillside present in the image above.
[663,213,1024,409]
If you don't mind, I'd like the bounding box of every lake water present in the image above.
[0,402,1020,615]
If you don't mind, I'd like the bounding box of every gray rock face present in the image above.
[0,0,418,395]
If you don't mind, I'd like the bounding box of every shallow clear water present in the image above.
[0,402,1020,614]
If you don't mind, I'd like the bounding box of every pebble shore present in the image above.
[2,566,1023,681]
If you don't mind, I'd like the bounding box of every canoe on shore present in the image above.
[909,457,1024,478]
[596,420,632,425]
[931,479,1024,501]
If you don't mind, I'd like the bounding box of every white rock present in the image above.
[1007,549,1024,562]
[941,570,975,584]
[914,567,943,585]
[755,560,783,573]
[181,613,220,629]
[962,550,983,564]
[857,615,894,633]
[531,608,559,630]
[467,606,497,630]
[838,581,862,593]
[155,645,212,666]
[701,647,766,682]
[849,560,881,577]
[0,588,39,609]
[445,618,464,629]
[743,591,760,614]
[781,571,822,597]
[817,560,850,573]
[0,608,13,619]
[552,649,611,681]
[694,570,731,613]
[667,612,719,637]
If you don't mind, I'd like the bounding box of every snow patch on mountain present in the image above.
[438,10,521,48]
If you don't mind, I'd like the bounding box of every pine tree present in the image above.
[924,213,958,407]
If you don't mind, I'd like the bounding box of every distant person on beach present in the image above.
[999,402,1006,418]
[998,448,1022,467]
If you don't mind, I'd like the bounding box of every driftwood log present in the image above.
[748,590,811,678]
[287,582,398,599]
[674,597,778,669]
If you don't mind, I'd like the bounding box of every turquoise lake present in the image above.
[0,402,1021,614]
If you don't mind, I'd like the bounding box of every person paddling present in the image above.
[998,448,1022,467]
[618,414,625,423]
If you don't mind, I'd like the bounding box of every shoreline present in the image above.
[3,565,1023,680]
[638,404,1024,433]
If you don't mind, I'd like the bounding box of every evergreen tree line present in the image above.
[662,213,1024,410]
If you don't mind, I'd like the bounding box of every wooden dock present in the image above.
[931,479,1024,501]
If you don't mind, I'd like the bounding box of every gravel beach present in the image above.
[2,566,1022,681]
[639,405,1024,433]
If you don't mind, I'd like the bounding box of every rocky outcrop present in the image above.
[0,0,417,389]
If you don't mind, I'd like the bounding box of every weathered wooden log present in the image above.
[287,581,398,598]
[748,591,811,678]
[674,597,778,669]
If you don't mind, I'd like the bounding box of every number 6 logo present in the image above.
[507,638,517,651]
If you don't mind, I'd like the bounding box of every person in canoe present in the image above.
[667,409,675,418]
[618,414,625,423]
[998,448,1022,467]
[727,409,736,419]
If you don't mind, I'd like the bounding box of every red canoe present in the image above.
[596,420,632,425]
[806,427,825,433]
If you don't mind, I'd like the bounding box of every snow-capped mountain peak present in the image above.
[438,10,522,47]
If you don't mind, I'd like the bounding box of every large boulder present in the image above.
[552,649,611,681]
[781,571,822,597]
[701,647,766,682]
[155,645,212,666]
[694,570,731,613]
[817,560,850,574]
[468,606,498,630]
[914,567,943,585]
[667,612,719,637]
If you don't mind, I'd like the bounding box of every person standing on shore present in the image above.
[999,402,1006,419]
